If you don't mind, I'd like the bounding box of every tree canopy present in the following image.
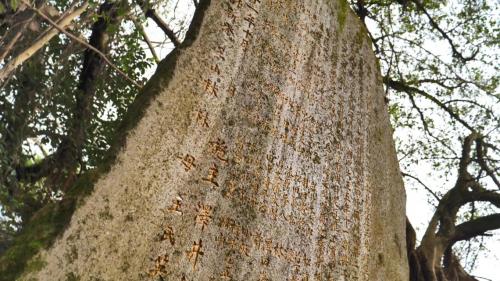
[0,0,498,280]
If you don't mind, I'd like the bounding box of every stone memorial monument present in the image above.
[19,0,408,280]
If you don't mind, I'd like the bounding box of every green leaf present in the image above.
[10,0,19,11]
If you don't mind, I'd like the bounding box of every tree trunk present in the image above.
[14,0,408,280]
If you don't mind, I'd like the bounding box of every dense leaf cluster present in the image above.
[0,0,153,230]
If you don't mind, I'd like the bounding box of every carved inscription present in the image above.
[178,154,197,172]
[186,240,204,270]
[147,0,373,279]
[195,203,213,231]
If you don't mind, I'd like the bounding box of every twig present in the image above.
[404,90,458,155]
[384,77,475,132]
[0,24,27,61]
[402,172,441,202]
[475,139,500,189]
[130,16,160,63]
[136,0,181,47]
[0,1,89,82]
[473,275,493,281]
[146,9,180,46]
[23,0,142,88]
[410,0,478,62]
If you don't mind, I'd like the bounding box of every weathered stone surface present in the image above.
[21,0,407,280]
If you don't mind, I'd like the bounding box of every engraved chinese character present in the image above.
[239,243,250,256]
[228,85,236,97]
[243,29,253,39]
[260,255,270,266]
[202,163,220,187]
[225,255,235,266]
[197,109,209,128]
[225,6,237,24]
[216,45,226,61]
[167,198,183,215]
[242,39,252,51]
[148,254,168,277]
[244,15,255,28]
[186,240,204,270]
[245,2,259,14]
[229,0,243,8]
[160,226,175,245]
[204,78,218,97]
[223,22,235,38]
[209,138,228,163]
[177,154,196,171]
[223,180,237,198]
[195,203,213,231]
[211,63,221,75]
[220,269,232,280]
[258,272,270,281]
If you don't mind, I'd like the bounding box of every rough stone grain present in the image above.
[20,0,407,280]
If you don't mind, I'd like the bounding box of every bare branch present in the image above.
[421,134,482,241]
[384,77,475,132]
[136,0,181,47]
[468,187,500,208]
[475,139,500,189]
[453,213,500,242]
[402,90,458,155]
[402,172,441,202]
[443,99,495,116]
[0,1,89,83]
[410,0,478,62]
[0,23,27,61]
[23,0,142,88]
[146,9,181,47]
[457,133,480,182]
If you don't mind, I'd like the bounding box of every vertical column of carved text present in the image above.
[204,1,265,279]
[356,46,373,280]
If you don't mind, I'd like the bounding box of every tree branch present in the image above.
[410,0,478,62]
[136,0,181,47]
[453,213,500,242]
[402,172,441,202]
[23,0,142,88]
[468,187,500,208]
[0,1,89,82]
[14,1,130,188]
[384,77,475,132]
[475,139,500,189]
[421,134,482,240]
[0,21,28,61]
[457,133,480,183]
[130,16,160,63]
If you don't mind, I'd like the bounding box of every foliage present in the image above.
[0,171,97,281]
[0,0,153,229]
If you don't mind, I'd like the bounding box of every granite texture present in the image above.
[20,1,408,280]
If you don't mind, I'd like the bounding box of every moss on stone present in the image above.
[337,0,349,31]
[0,1,213,280]
[65,272,80,281]
[355,25,369,49]
[24,256,47,275]
[0,172,96,281]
